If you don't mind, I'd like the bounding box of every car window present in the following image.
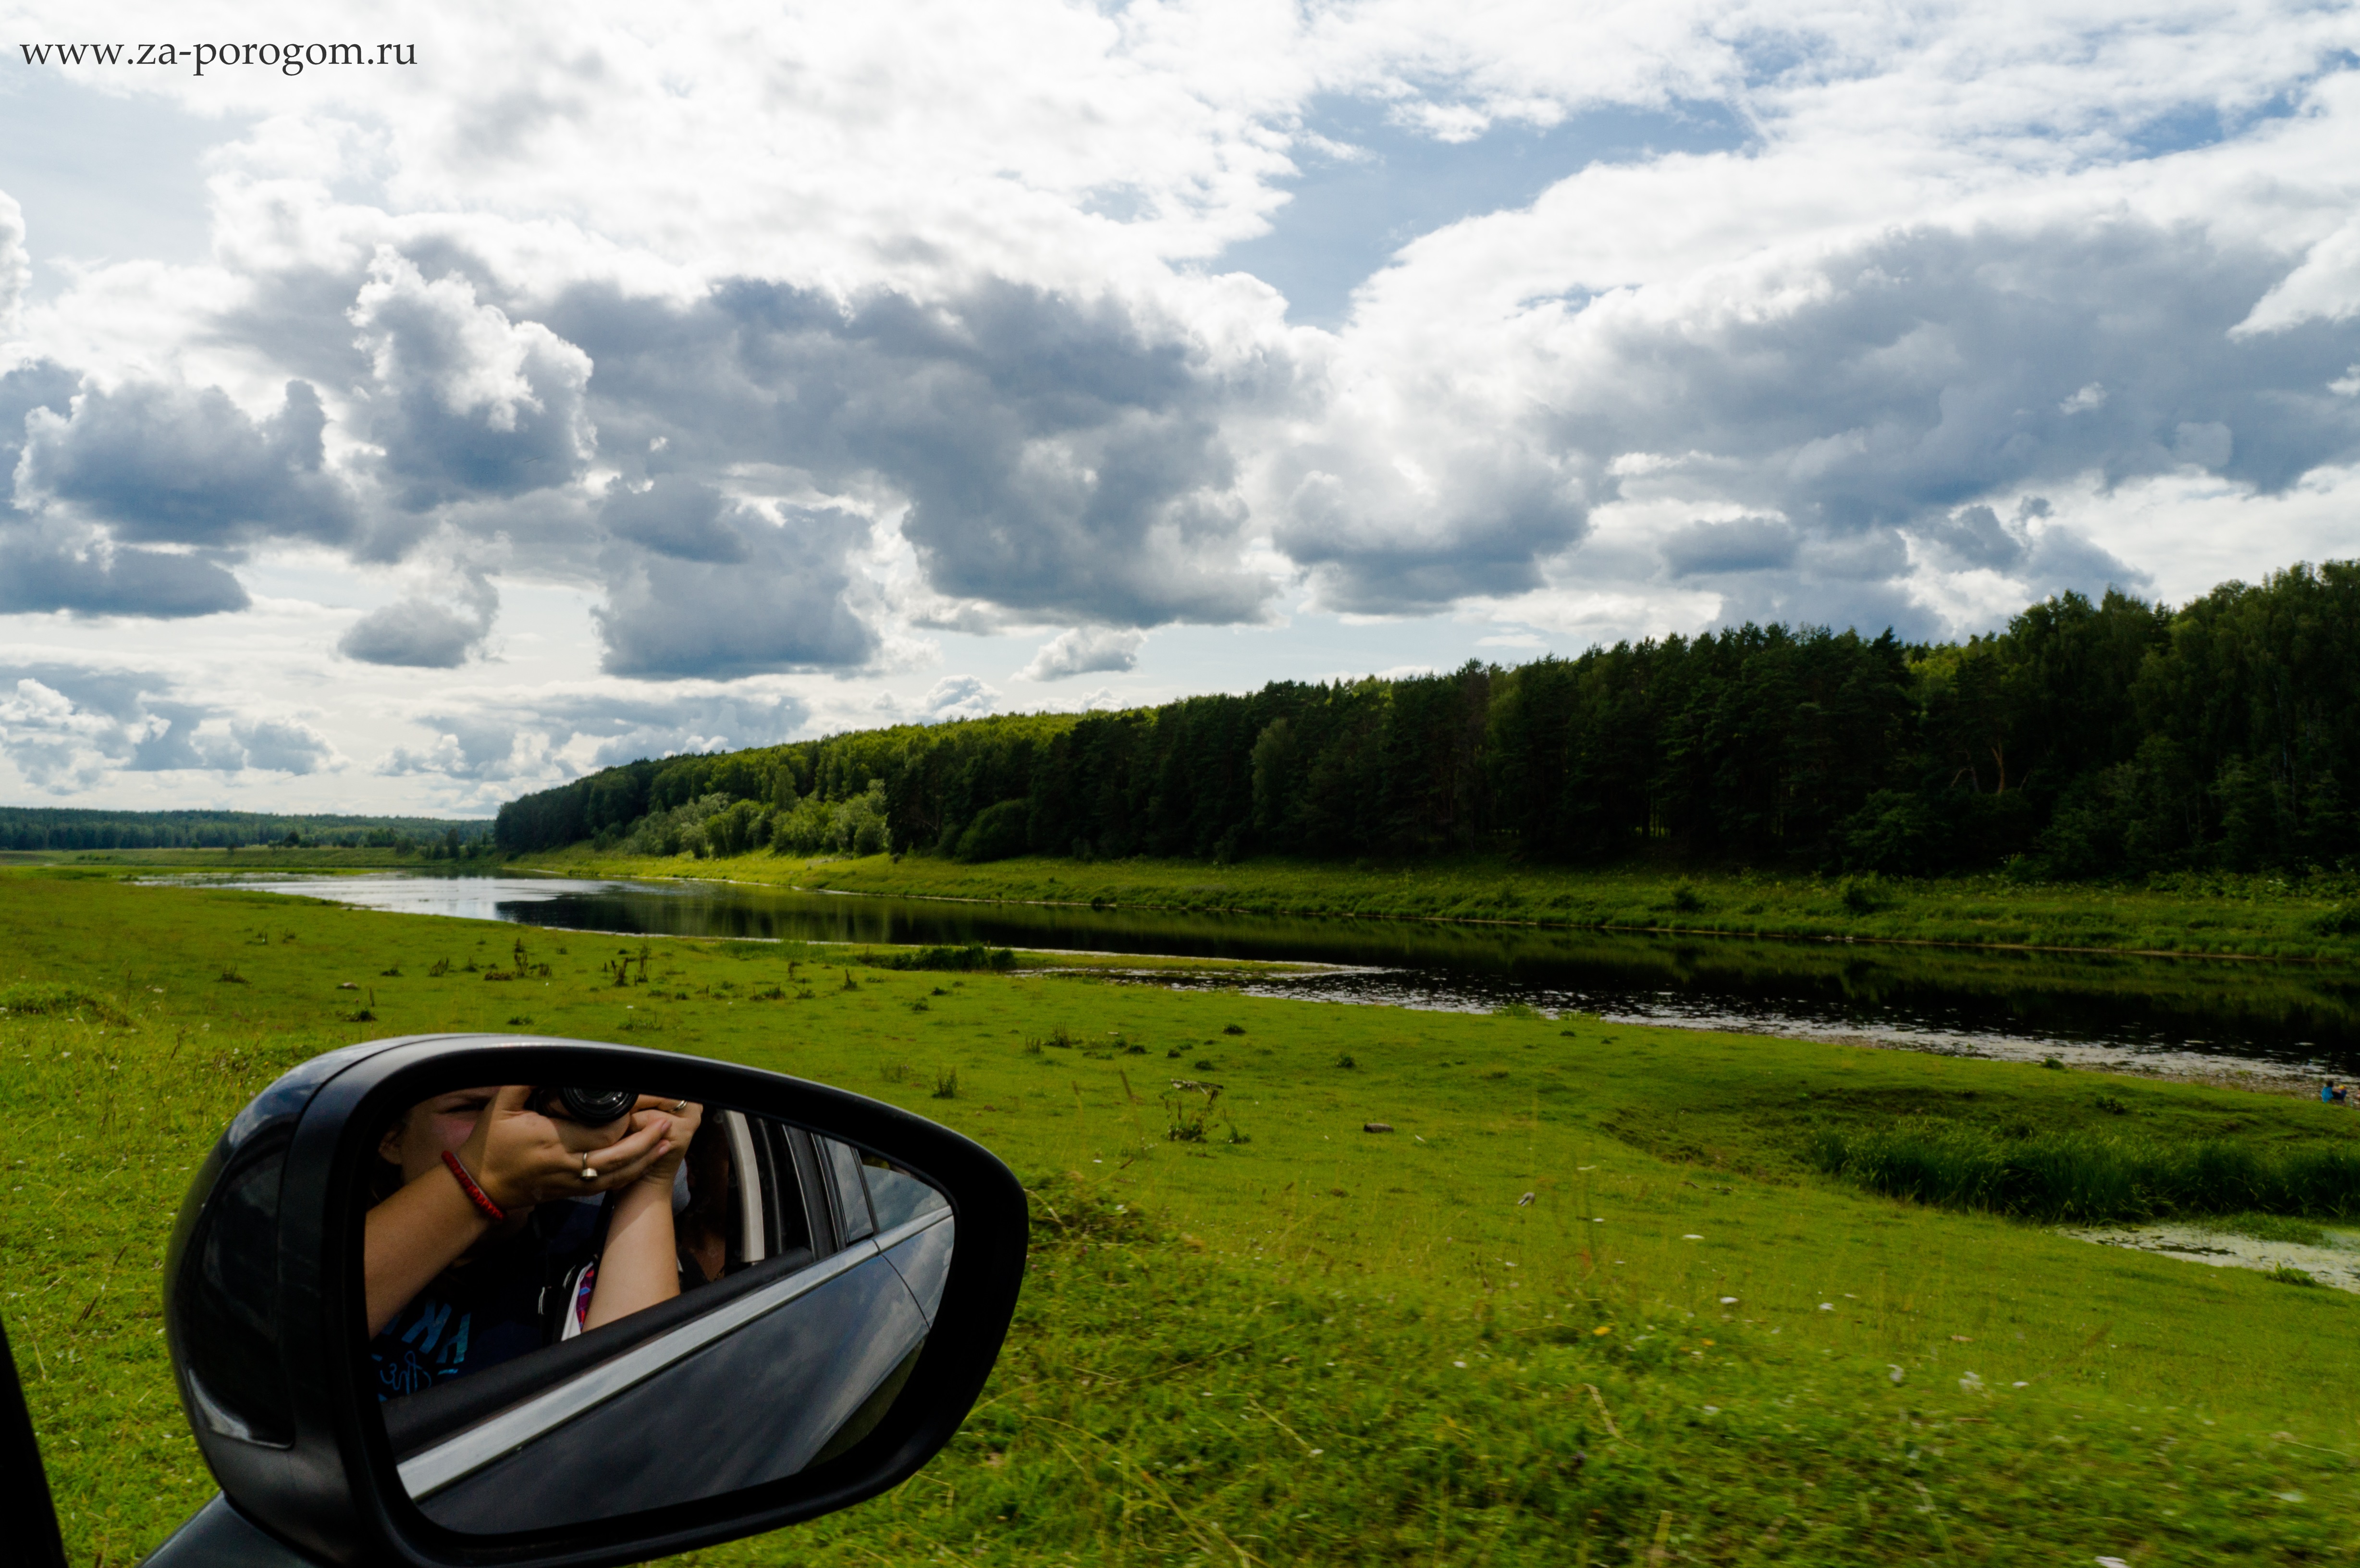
[819,1137,875,1242]
[861,1154,951,1232]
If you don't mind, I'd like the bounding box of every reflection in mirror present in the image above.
[358,1083,951,1533]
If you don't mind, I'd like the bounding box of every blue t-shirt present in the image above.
[370,1200,602,1400]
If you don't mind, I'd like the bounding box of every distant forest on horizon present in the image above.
[0,808,496,854]
[495,559,2360,881]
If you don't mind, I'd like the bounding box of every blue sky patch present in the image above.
[1219,94,1749,330]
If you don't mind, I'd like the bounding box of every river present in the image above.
[184,871,2360,1086]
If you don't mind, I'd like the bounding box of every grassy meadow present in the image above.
[3,867,2359,1564]
[521,845,2360,962]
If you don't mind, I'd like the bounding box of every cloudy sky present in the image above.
[2,1,2357,815]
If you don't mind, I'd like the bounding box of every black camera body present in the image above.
[534,1086,638,1125]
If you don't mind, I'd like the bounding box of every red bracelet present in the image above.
[442,1150,506,1222]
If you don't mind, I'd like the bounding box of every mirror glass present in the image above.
[358,1083,952,1532]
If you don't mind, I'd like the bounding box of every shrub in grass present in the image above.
[2307,904,2360,938]
[1811,1122,2360,1224]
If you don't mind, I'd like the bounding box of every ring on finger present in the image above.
[580,1157,599,1181]
[672,1100,687,1114]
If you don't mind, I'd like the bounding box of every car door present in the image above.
[379,1113,953,1534]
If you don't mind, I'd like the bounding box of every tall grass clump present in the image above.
[1812,1122,2360,1224]
[0,982,131,1025]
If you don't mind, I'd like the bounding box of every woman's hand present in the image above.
[464,1085,675,1213]
[580,1095,705,1332]
[627,1094,705,1195]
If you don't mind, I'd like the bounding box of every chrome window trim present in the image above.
[721,1109,764,1264]
[870,1207,948,1255]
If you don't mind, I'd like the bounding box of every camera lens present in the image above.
[554,1086,637,1124]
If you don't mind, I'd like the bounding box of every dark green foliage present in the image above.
[871,943,1018,972]
[1811,1123,2360,1224]
[0,807,489,853]
[495,558,2360,879]
[956,798,1032,862]
[704,798,769,857]
[1838,877,1889,915]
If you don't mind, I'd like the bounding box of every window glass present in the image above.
[861,1154,950,1232]
[821,1138,874,1242]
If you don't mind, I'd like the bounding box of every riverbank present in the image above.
[511,845,2360,962]
[6,871,2358,1562]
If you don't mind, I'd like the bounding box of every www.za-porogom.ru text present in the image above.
[18,41,415,76]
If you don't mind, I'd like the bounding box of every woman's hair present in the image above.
[676,1119,735,1279]
[365,1102,424,1207]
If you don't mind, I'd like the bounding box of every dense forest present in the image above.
[0,808,494,854]
[494,560,2360,880]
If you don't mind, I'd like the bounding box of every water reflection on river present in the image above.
[190,871,2360,1082]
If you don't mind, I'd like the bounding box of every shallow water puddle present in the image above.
[2062,1224,2360,1293]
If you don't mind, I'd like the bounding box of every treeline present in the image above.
[0,808,494,854]
[494,560,2360,880]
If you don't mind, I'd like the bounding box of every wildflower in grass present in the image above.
[1719,1296,1738,1304]
[1682,1233,1702,1239]
[1593,1325,1612,1336]
[1819,1302,1834,1311]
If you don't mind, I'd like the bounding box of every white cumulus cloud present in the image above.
[1020,627,1148,681]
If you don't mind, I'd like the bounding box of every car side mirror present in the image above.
[152,1035,1026,1568]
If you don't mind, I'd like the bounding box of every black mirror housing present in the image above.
[162,1035,1026,1568]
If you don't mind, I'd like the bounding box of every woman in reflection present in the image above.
[364,1086,703,1399]
[673,1119,738,1287]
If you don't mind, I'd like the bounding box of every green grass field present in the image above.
[523,845,2360,963]
[4,868,2358,1564]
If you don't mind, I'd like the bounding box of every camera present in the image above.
[533,1086,638,1125]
